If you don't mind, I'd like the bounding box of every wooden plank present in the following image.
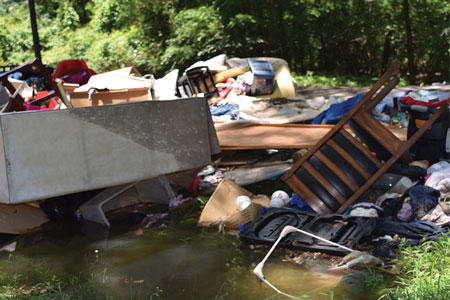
[218,124,407,150]
[223,163,293,186]
[327,140,371,180]
[303,162,346,204]
[338,129,383,168]
[0,203,50,234]
[352,111,403,155]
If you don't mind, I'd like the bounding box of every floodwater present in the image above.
[0,208,380,300]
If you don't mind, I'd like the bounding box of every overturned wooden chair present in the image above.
[282,60,449,214]
[0,58,63,112]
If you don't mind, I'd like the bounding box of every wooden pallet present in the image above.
[282,60,449,214]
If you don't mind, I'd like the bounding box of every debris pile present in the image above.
[0,56,449,298]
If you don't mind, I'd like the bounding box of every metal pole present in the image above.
[28,0,42,61]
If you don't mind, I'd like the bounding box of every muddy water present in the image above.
[2,212,379,300]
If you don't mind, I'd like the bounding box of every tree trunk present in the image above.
[402,0,416,81]
[28,0,41,61]
[381,30,393,73]
[266,0,275,56]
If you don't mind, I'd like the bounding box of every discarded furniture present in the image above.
[177,66,218,98]
[0,97,219,204]
[79,175,175,227]
[0,58,62,111]
[282,60,449,214]
[0,65,18,73]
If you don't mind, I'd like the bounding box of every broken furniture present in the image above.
[176,66,218,98]
[0,58,63,111]
[79,176,175,227]
[282,60,449,214]
[0,97,219,204]
[0,65,18,73]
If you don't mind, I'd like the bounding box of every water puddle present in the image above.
[0,210,380,300]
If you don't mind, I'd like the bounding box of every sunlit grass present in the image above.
[378,234,450,300]
[293,71,411,88]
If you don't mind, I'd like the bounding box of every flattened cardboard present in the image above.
[198,179,270,229]
[69,87,151,108]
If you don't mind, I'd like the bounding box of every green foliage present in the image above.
[148,286,163,300]
[379,234,450,300]
[161,5,225,71]
[0,0,447,83]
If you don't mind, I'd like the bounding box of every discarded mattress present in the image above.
[239,208,376,255]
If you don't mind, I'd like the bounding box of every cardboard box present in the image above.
[69,87,151,107]
[248,59,275,96]
[198,179,270,229]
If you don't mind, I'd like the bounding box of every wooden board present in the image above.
[0,203,50,234]
[223,163,293,186]
[217,123,407,150]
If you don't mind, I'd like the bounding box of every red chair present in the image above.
[51,59,96,85]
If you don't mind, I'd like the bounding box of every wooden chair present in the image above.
[282,60,449,214]
[0,58,62,112]
[176,66,218,98]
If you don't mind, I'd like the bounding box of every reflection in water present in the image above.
[0,213,377,300]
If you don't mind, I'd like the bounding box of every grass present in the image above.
[376,234,450,300]
[0,254,112,299]
[293,71,411,88]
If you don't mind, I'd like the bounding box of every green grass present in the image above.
[0,254,112,299]
[377,234,450,300]
[293,71,411,88]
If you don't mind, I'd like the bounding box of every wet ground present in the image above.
[0,203,381,300]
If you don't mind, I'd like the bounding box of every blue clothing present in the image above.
[312,94,364,124]
[210,103,239,119]
[290,193,315,213]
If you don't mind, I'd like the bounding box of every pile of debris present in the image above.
[192,60,449,295]
[0,57,448,293]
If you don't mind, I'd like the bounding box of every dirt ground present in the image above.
[296,84,450,99]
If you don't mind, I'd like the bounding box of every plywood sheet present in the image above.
[217,124,407,150]
[0,203,50,234]
[0,98,219,204]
